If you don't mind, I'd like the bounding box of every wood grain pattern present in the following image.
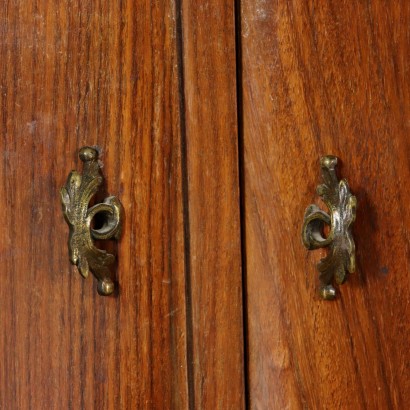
[240,1,410,408]
[0,0,246,408]
[180,0,246,408]
[0,1,190,408]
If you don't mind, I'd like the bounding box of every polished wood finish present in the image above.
[0,1,189,408]
[3,0,407,408]
[0,0,244,408]
[180,1,245,408]
[240,1,410,408]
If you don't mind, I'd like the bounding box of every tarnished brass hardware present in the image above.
[302,156,357,300]
[60,147,122,296]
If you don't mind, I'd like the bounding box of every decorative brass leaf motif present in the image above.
[60,147,122,295]
[302,156,357,300]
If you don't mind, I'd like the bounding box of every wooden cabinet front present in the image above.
[1,1,409,409]
[240,1,410,408]
[0,1,244,409]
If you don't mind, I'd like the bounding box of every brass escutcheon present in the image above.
[60,147,122,296]
[302,156,357,300]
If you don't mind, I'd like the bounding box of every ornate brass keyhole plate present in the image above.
[60,147,122,296]
[302,156,357,300]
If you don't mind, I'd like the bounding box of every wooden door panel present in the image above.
[240,1,410,408]
[0,1,189,408]
[0,1,245,408]
[181,1,245,408]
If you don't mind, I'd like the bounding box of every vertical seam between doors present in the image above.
[175,1,195,408]
[234,0,250,408]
